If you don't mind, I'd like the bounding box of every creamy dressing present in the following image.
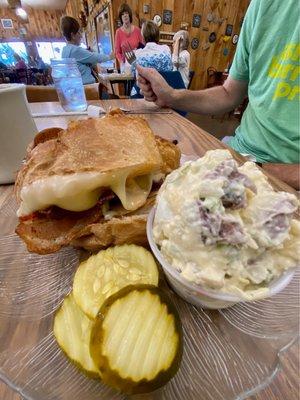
[153,150,300,298]
[17,168,153,217]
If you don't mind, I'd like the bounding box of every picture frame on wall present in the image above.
[192,14,201,28]
[163,10,172,25]
[1,19,14,29]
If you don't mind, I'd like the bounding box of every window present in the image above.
[52,42,66,59]
[36,41,67,64]
[0,42,28,66]
[36,42,54,64]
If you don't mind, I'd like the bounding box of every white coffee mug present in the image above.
[0,84,37,184]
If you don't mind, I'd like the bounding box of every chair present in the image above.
[187,70,195,89]
[26,86,59,102]
[131,70,187,116]
[16,68,27,84]
[26,84,101,103]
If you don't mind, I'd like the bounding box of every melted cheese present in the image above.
[17,169,153,217]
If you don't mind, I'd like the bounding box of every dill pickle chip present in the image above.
[90,284,183,394]
[53,293,99,377]
[73,245,159,319]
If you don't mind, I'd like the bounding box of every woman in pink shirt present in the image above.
[114,3,143,64]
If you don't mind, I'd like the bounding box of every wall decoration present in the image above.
[19,27,27,36]
[159,31,174,44]
[192,14,201,28]
[232,34,239,45]
[223,47,229,56]
[222,35,231,43]
[143,4,150,14]
[191,37,199,50]
[153,14,162,27]
[202,43,210,51]
[1,19,13,29]
[207,13,214,22]
[180,22,189,30]
[225,24,233,36]
[213,16,226,25]
[209,32,216,43]
[163,9,172,25]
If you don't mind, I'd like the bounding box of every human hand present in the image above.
[109,51,115,60]
[136,65,175,107]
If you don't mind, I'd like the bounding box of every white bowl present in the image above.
[147,207,296,309]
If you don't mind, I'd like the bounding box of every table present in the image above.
[98,72,135,97]
[0,99,298,400]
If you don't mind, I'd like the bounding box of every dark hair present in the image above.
[118,3,133,24]
[60,16,80,41]
[142,20,159,44]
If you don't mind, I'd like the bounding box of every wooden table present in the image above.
[0,99,298,400]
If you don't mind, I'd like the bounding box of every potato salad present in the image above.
[153,150,300,298]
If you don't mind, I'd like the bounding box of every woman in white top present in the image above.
[129,20,173,96]
[172,30,190,88]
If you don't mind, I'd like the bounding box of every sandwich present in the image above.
[15,109,180,254]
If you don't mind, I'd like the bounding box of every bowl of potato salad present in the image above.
[147,150,300,309]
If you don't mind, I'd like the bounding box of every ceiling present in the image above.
[0,0,67,9]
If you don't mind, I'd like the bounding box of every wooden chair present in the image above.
[25,85,59,102]
[187,70,195,89]
[26,84,100,103]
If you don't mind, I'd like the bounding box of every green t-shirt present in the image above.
[228,0,300,163]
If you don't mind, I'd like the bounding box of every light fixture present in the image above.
[16,7,27,19]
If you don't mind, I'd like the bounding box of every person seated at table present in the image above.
[13,53,27,84]
[28,55,38,68]
[35,56,47,71]
[14,53,26,70]
[61,16,114,85]
[132,21,173,73]
[129,21,172,97]
[172,30,190,88]
[114,3,144,66]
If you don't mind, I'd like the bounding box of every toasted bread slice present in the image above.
[15,132,180,254]
[15,111,163,201]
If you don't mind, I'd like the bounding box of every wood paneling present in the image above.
[65,0,250,89]
[0,6,63,40]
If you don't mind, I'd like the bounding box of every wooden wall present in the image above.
[65,0,251,89]
[0,6,63,40]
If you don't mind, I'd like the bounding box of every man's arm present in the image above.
[262,164,300,190]
[137,65,248,114]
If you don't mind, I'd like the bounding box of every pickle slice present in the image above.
[53,293,99,377]
[73,245,159,319]
[90,285,183,394]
